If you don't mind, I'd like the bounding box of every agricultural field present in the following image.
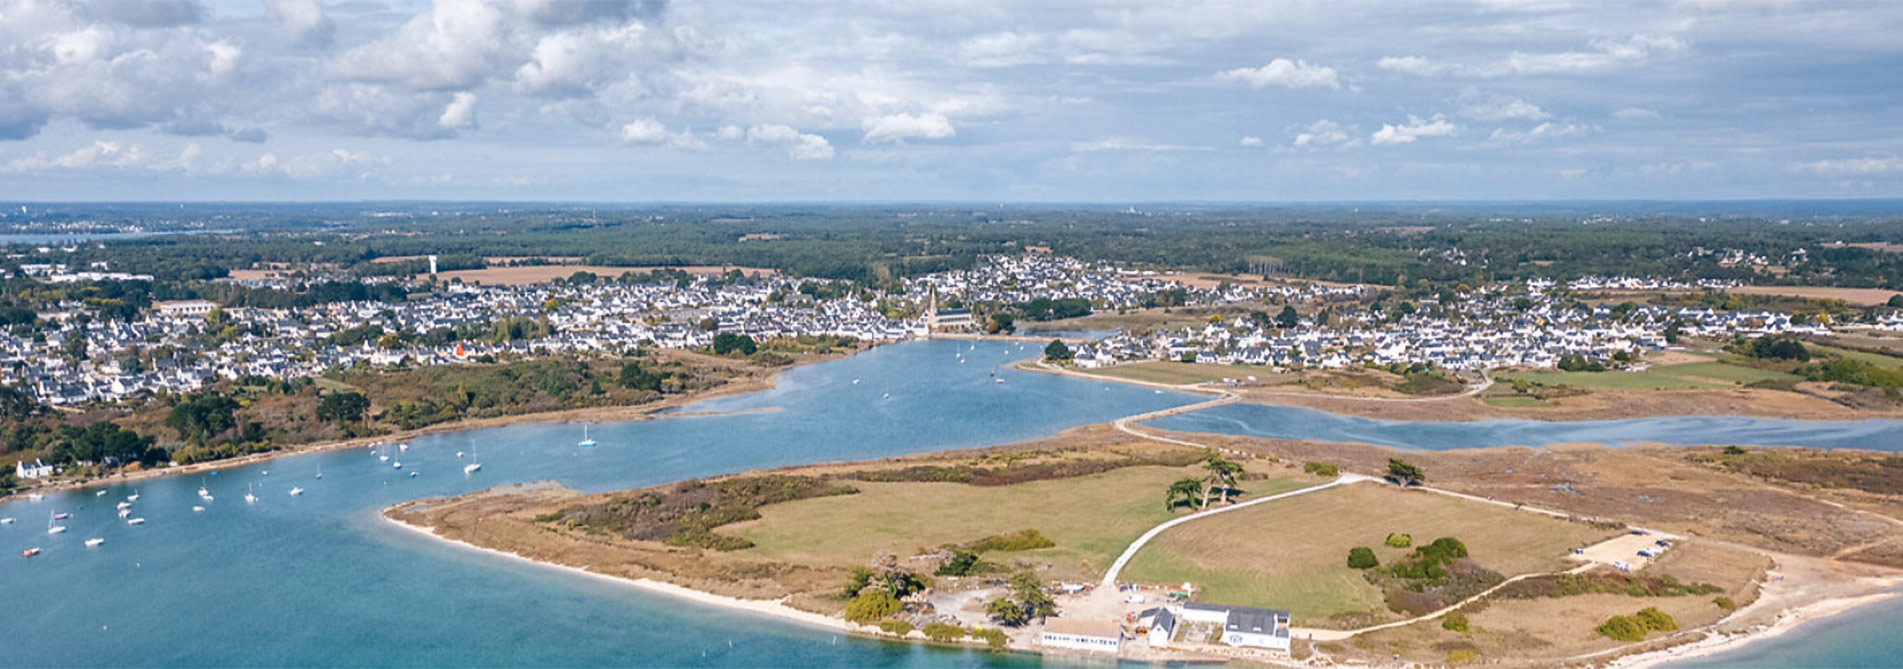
[727,464,1321,582]
[1650,360,1799,385]
[1121,483,1616,623]
[1082,361,1282,386]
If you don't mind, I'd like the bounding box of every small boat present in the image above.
[198,481,213,499]
[85,538,105,548]
[127,492,139,501]
[314,466,323,480]
[95,490,107,497]
[398,443,409,452]
[47,511,66,535]
[852,379,860,384]
[53,512,71,521]
[22,547,40,557]
[118,509,131,519]
[578,424,596,448]
[192,506,205,513]
[994,378,1005,384]
[0,518,13,525]
[260,470,269,476]
[455,451,464,458]
[408,472,418,478]
[244,483,258,504]
[288,487,304,497]
[116,501,132,510]
[463,451,481,474]
[28,493,43,501]
[392,460,402,469]
[126,518,145,525]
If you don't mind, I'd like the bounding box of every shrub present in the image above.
[921,623,967,642]
[1386,533,1413,548]
[1595,615,1648,642]
[878,620,914,636]
[965,529,1056,553]
[1442,611,1469,633]
[970,627,1009,650]
[1635,607,1679,632]
[1347,546,1380,569]
[936,550,981,576]
[1714,596,1739,611]
[844,592,901,623]
[1304,461,1339,477]
[1447,649,1478,664]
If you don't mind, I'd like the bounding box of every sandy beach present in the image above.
[1608,590,1903,668]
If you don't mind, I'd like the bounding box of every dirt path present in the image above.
[1098,474,1369,589]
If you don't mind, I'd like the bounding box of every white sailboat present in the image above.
[85,538,105,548]
[0,518,13,525]
[126,517,145,525]
[244,483,258,504]
[127,491,139,501]
[314,465,323,480]
[118,508,131,519]
[46,512,66,535]
[198,478,214,501]
[288,486,304,497]
[578,424,597,448]
[463,451,482,474]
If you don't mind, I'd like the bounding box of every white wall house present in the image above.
[15,458,53,479]
[1040,618,1123,653]
[1174,603,1292,651]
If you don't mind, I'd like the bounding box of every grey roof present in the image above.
[1222,606,1291,635]
[1152,608,1176,631]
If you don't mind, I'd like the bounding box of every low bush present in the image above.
[1347,546,1379,569]
[878,619,914,636]
[921,623,966,642]
[1304,461,1338,477]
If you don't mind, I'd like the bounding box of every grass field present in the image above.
[1812,344,1903,370]
[1651,360,1799,385]
[1121,484,1616,623]
[1083,361,1281,386]
[1482,396,1548,408]
[728,464,1320,582]
[1499,369,1724,390]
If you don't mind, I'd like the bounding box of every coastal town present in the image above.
[0,253,1857,410]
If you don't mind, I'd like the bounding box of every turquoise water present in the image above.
[1673,597,1903,668]
[6,342,1900,666]
[1145,402,1903,450]
[1,340,1189,667]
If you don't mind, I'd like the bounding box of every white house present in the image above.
[1147,607,1178,648]
[1174,603,1291,651]
[15,458,52,479]
[156,300,217,317]
[1040,618,1123,653]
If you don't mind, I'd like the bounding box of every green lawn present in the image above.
[1084,361,1280,386]
[1122,484,1616,624]
[1812,345,1903,370]
[1499,370,1724,390]
[728,465,1319,582]
[1652,361,1799,385]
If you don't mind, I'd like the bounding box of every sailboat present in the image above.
[288,486,304,497]
[314,465,323,480]
[46,512,66,535]
[126,517,145,525]
[22,547,40,557]
[85,538,105,548]
[95,490,107,497]
[127,491,139,501]
[463,451,482,474]
[578,424,596,448]
[244,484,258,504]
[198,478,214,501]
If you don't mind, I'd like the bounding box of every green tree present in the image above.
[1043,339,1073,362]
[936,550,981,577]
[62,329,88,360]
[316,391,370,425]
[844,591,901,623]
[166,395,241,444]
[1387,458,1426,486]
[619,361,663,391]
[921,623,966,642]
[1347,546,1379,569]
[1201,454,1244,508]
[1165,477,1204,511]
[712,332,757,355]
[0,384,38,421]
[1276,305,1300,328]
[986,596,1029,626]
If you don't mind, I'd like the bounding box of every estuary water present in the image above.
[1,340,1193,667]
[1145,402,1903,451]
[3,341,1899,666]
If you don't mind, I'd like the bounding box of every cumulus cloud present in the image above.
[513,21,649,98]
[745,124,833,159]
[1379,35,1688,78]
[438,92,478,130]
[618,118,705,148]
[244,148,386,179]
[1370,115,1457,146]
[329,0,508,91]
[1486,122,1589,145]
[1239,135,1264,147]
[861,113,955,144]
[1291,119,1352,148]
[1216,58,1341,90]
[264,0,335,48]
[1793,158,1903,177]
[1456,90,1550,121]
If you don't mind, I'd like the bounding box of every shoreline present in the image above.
[380,513,932,646]
[1609,590,1903,668]
[1,347,856,505]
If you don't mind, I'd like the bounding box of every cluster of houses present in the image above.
[0,253,1857,407]
[1067,283,1829,372]
[1039,602,1293,657]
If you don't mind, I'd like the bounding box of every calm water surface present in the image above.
[1146,402,1903,450]
[6,342,1898,666]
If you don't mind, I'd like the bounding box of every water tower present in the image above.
[428,255,439,275]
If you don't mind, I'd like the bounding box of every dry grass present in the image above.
[1082,361,1285,386]
[1728,285,1901,306]
[728,465,1321,583]
[1122,483,1616,624]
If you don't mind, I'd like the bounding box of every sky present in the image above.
[0,0,1900,202]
